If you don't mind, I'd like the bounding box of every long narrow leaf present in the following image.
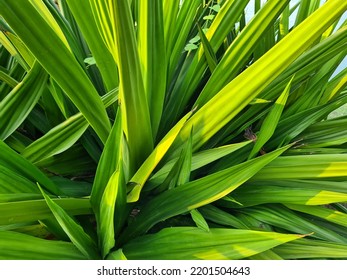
[240,205,347,243]
[0,231,85,260]
[0,62,47,140]
[253,154,347,180]
[138,0,166,138]
[0,198,92,226]
[274,239,347,259]
[39,185,100,259]
[0,165,39,194]
[248,77,291,159]
[0,141,61,195]
[286,204,347,228]
[21,114,89,163]
[91,109,122,220]
[123,227,303,260]
[99,169,125,258]
[231,180,347,207]
[112,0,153,172]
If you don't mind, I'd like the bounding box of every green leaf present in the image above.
[240,205,346,243]
[0,31,29,70]
[190,209,210,232]
[203,15,215,21]
[99,169,126,258]
[321,61,347,103]
[274,239,347,259]
[21,113,89,163]
[0,67,18,87]
[294,0,312,27]
[155,131,193,193]
[296,116,347,148]
[0,141,62,195]
[0,193,43,203]
[278,4,290,40]
[250,98,272,105]
[268,95,347,148]
[266,24,347,104]
[189,35,200,44]
[0,62,47,140]
[247,249,283,260]
[0,165,38,194]
[176,129,193,186]
[153,134,193,193]
[210,4,221,13]
[4,27,35,68]
[199,205,249,229]
[197,24,217,73]
[50,176,92,197]
[137,0,166,138]
[162,0,179,54]
[253,154,347,180]
[0,231,85,260]
[286,204,347,228]
[123,227,303,260]
[34,143,96,177]
[0,198,92,226]
[248,77,292,159]
[231,180,347,207]
[38,185,99,259]
[91,109,123,221]
[185,43,199,52]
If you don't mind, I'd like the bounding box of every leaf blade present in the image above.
[39,185,100,259]
[123,227,303,260]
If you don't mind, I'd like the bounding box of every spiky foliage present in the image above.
[0,0,347,260]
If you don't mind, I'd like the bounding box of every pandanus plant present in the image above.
[0,0,347,259]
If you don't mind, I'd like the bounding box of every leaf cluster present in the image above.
[0,0,346,259]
